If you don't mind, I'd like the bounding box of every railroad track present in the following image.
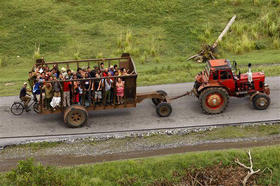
[1,119,279,141]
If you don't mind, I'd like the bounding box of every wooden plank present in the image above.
[39,103,136,114]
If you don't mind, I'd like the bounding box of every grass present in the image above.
[194,124,280,140]
[1,146,280,185]
[1,0,280,96]
[8,141,62,151]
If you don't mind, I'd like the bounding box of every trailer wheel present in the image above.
[199,88,229,114]
[252,93,270,110]
[156,102,172,117]
[64,105,88,128]
[152,90,167,106]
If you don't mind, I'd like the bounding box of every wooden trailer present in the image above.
[35,53,172,127]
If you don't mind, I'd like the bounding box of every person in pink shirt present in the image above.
[116,78,125,104]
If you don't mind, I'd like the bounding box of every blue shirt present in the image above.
[33,82,41,95]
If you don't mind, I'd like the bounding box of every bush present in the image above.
[272,37,280,49]
[33,44,41,61]
[255,41,267,50]
[5,159,69,186]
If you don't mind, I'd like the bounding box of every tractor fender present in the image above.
[249,92,259,102]
[198,84,230,95]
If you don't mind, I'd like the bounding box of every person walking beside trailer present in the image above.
[19,82,31,111]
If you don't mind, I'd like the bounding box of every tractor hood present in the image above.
[239,72,265,83]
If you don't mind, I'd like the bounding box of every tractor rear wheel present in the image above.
[252,93,270,110]
[156,102,172,117]
[199,88,229,114]
[64,105,88,128]
[152,90,167,106]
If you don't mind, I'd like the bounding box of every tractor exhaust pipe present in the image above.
[247,63,252,83]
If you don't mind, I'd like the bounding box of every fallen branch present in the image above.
[235,150,260,186]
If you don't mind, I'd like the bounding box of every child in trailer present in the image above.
[116,78,125,104]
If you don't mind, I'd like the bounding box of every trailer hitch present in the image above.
[168,90,194,101]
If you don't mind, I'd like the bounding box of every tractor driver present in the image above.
[19,82,31,111]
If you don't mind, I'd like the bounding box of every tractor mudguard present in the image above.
[197,83,229,95]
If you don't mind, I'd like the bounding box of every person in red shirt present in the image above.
[102,68,108,77]
[63,77,71,107]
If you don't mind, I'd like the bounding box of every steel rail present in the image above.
[0,119,279,140]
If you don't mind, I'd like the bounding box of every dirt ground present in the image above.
[1,135,280,172]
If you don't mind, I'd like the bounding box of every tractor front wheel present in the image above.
[199,88,229,114]
[252,93,270,110]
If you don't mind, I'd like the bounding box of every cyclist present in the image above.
[19,82,31,111]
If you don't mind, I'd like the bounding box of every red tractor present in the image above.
[193,59,271,114]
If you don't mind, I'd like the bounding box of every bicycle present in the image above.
[10,96,40,115]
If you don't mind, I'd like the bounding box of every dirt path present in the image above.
[1,136,280,172]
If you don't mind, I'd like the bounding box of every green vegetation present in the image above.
[8,141,62,151]
[194,124,280,140]
[1,0,280,96]
[1,146,280,185]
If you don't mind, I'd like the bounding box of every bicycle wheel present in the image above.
[11,102,24,115]
[33,102,40,113]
